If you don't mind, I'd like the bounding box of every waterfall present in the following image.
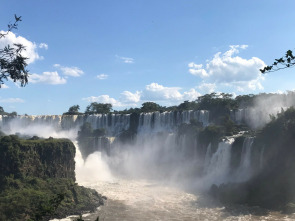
[74,141,114,183]
[197,136,258,188]
[235,137,254,182]
[0,114,131,136]
[203,143,212,173]
[202,138,234,186]
[0,110,263,189]
[137,110,209,134]
[0,110,209,136]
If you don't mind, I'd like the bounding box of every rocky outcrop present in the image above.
[0,135,105,221]
[210,107,295,212]
[0,136,75,182]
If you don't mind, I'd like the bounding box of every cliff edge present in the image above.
[0,135,105,221]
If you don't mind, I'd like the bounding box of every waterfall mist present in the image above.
[0,117,114,185]
[0,111,258,193]
[232,92,295,128]
[75,142,114,184]
[1,116,78,140]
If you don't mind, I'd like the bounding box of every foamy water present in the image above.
[53,178,295,221]
[52,143,295,221]
[4,120,292,221]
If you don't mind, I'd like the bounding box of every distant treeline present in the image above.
[62,91,295,116]
[2,91,295,117]
[0,106,17,116]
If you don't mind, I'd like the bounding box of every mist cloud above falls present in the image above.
[1,118,115,184]
[236,92,295,129]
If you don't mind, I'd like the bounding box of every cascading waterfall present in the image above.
[138,110,209,134]
[0,109,259,188]
[2,109,285,220]
[74,141,114,184]
[203,143,212,173]
[0,114,131,136]
[235,137,254,182]
[198,136,257,188]
[202,138,234,187]
[0,110,209,135]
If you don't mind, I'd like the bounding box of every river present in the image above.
[52,177,295,221]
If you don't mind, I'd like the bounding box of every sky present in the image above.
[1,0,295,115]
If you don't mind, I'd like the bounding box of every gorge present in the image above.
[1,93,295,220]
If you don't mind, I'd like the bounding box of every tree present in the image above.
[177,100,198,111]
[0,106,17,116]
[260,49,295,73]
[196,93,235,110]
[63,105,82,115]
[69,105,80,113]
[0,15,28,87]
[140,102,162,112]
[9,111,17,116]
[85,102,112,114]
[78,122,93,137]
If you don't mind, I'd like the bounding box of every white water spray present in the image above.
[74,141,114,184]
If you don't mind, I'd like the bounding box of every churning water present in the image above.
[56,146,295,221]
[2,113,295,220]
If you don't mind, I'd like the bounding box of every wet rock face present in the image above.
[209,108,295,211]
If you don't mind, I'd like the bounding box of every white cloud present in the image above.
[0,98,24,103]
[188,63,209,77]
[97,74,108,80]
[189,68,209,78]
[120,91,141,103]
[188,62,203,69]
[1,84,9,89]
[83,83,202,108]
[198,83,216,93]
[0,31,42,64]
[39,43,48,50]
[83,91,140,108]
[142,83,183,101]
[141,83,201,103]
[189,45,266,91]
[82,95,122,107]
[117,55,134,64]
[183,88,202,100]
[30,71,67,84]
[54,64,84,77]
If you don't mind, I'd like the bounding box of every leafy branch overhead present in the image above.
[260,50,295,73]
[0,15,22,38]
[0,15,29,87]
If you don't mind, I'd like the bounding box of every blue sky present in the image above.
[1,0,295,115]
